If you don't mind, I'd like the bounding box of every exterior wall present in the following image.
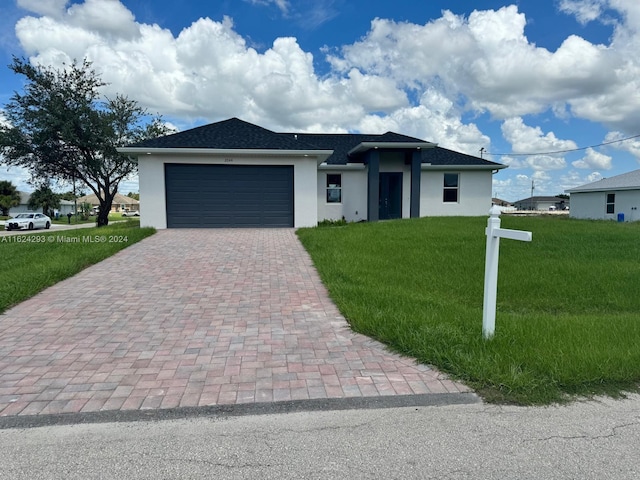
[570,190,640,221]
[8,204,37,215]
[317,168,368,222]
[420,170,493,217]
[139,154,319,229]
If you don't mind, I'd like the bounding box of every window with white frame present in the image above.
[443,173,459,203]
[606,193,615,214]
[326,174,342,203]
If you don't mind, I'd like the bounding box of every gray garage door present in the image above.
[165,164,294,228]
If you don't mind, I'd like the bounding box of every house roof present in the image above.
[78,193,140,205]
[566,169,640,193]
[514,196,568,204]
[122,117,505,169]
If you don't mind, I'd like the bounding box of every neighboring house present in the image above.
[118,118,506,229]
[565,169,640,222]
[77,193,140,213]
[9,191,74,216]
[513,196,569,211]
[492,197,516,213]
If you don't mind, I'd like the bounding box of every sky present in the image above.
[1,0,640,201]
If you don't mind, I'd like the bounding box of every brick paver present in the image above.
[0,229,470,417]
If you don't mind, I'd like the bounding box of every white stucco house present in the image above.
[118,118,506,228]
[9,191,75,216]
[566,169,640,222]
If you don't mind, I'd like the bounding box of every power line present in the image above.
[485,133,640,157]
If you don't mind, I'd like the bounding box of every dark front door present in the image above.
[379,172,402,220]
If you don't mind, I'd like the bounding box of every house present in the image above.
[9,191,75,216]
[513,196,569,211]
[118,118,506,228]
[565,169,640,222]
[77,193,140,213]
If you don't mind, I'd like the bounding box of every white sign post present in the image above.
[482,206,532,339]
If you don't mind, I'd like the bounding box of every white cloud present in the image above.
[558,0,605,24]
[17,0,67,18]
[604,131,640,160]
[245,0,291,15]
[500,117,575,172]
[8,0,640,190]
[571,147,612,169]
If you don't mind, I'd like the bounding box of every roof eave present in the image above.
[348,141,436,156]
[566,185,640,193]
[118,147,334,164]
[421,164,508,171]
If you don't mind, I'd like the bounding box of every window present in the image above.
[606,193,615,214]
[326,174,342,203]
[443,173,459,203]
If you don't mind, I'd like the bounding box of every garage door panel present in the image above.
[165,164,293,228]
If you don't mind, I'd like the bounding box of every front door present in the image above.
[379,172,403,220]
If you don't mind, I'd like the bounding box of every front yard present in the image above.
[297,216,640,405]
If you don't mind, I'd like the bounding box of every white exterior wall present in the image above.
[420,169,493,217]
[570,190,640,221]
[317,168,368,222]
[138,154,319,229]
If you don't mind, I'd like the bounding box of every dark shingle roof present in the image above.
[132,118,320,150]
[129,117,504,169]
[422,146,503,168]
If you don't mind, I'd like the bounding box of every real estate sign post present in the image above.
[483,206,532,339]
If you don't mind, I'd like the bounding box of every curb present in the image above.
[0,392,481,430]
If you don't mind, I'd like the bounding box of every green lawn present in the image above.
[0,221,155,314]
[297,216,640,405]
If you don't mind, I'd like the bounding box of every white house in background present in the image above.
[566,169,640,222]
[9,191,75,216]
[118,118,506,229]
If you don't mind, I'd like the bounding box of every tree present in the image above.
[0,180,21,216]
[0,57,171,227]
[126,191,140,201]
[59,190,77,201]
[28,184,60,217]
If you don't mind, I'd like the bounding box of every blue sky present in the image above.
[2,0,640,201]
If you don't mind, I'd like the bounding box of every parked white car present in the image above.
[5,213,52,231]
[121,210,140,217]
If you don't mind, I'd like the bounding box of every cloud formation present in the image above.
[7,0,640,198]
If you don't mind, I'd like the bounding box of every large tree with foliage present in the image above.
[0,57,170,226]
[28,184,60,217]
[0,180,21,216]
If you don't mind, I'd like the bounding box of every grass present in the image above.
[297,216,640,405]
[0,220,155,314]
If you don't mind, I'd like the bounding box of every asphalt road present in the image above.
[1,394,638,479]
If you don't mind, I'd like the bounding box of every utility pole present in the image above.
[530,180,535,210]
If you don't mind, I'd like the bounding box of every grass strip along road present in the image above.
[0,221,155,314]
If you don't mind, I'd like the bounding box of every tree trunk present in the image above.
[96,209,109,227]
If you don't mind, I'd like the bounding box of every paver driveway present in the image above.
[0,229,471,417]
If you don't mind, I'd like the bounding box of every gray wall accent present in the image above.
[366,150,380,222]
[410,150,421,218]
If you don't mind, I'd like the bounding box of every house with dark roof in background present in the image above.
[118,118,506,228]
[566,169,640,222]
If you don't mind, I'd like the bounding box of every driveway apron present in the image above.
[0,229,471,417]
